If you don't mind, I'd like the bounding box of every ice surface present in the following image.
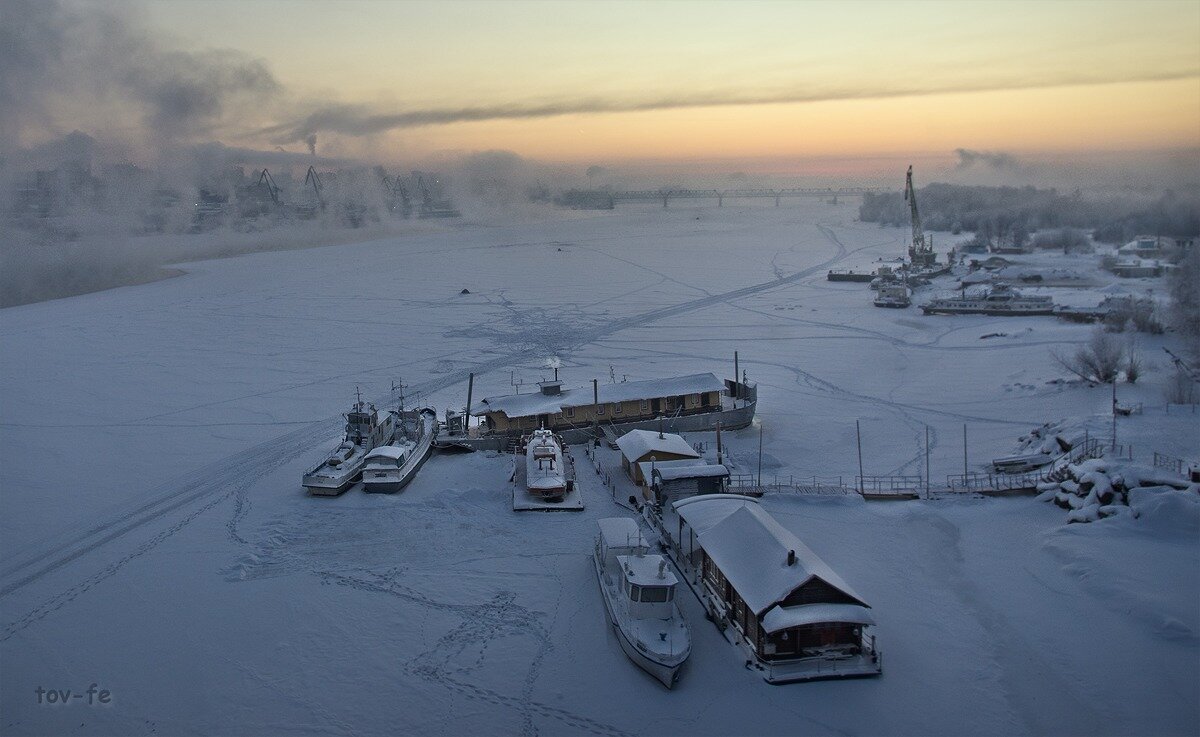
[1,202,1197,736]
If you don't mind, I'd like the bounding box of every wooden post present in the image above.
[856,420,864,494]
[757,425,763,487]
[925,425,931,497]
[963,424,968,477]
[593,378,600,444]
[464,372,474,434]
[716,421,723,465]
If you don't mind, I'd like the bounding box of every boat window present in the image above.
[639,586,669,603]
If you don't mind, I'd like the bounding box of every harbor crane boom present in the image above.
[904,165,937,268]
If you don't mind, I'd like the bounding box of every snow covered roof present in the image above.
[473,373,725,418]
[365,446,407,460]
[677,497,868,615]
[652,463,730,482]
[616,429,700,464]
[760,603,875,634]
[617,554,679,587]
[596,517,646,550]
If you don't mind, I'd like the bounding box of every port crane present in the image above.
[255,168,280,206]
[904,165,937,268]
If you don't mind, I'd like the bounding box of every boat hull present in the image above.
[303,464,363,496]
[592,553,685,688]
[921,305,1055,316]
[442,400,758,452]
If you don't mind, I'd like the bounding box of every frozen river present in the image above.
[1,202,1196,735]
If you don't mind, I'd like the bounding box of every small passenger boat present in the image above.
[593,518,691,688]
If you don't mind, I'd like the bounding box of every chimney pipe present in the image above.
[787,550,796,566]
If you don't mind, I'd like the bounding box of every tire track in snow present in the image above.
[0,225,851,623]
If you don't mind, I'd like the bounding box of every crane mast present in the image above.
[904,165,936,268]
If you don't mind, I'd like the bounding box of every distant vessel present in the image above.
[873,283,911,308]
[303,393,397,495]
[524,428,568,501]
[593,518,690,688]
[361,408,437,493]
[921,283,1054,316]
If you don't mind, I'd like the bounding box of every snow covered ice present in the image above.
[1,202,1198,736]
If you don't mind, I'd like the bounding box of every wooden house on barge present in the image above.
[663,494,881,683]
[464,372,756,447]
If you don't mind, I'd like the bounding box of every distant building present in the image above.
[1110,258,1162,278]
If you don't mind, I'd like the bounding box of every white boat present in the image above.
[303,398,397,496]
[873,283,911,308]
[362,408,437,493]
[921,282,1055,316]
[525,429,568,501]
[593,518,691,688]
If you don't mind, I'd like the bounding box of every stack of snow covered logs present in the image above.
[1036,458,1198,523]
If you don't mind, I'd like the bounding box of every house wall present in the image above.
[484,390,721,435]
[699,549,863,662]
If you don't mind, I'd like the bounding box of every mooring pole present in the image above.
[757,425,763,487]
[963,424,968,477]
[734,351,740,398]
[856,420,864,494]
[592,378,600,444]
[925,425,931,497]
[465,372,474,433]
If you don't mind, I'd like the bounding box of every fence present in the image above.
[1153,451,1189,476]
[729,473,857,497]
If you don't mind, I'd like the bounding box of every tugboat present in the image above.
[524,428,568,502]
[593,518,691,688]
[361,408,437,493]
[303,390,397,495]
[921,282,1055,316]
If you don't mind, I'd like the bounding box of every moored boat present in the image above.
[361,408,438,493]
[873,283,911,308]
[593,518,691,688]
[303,395,397,495]
[524,428,567,501]
[921,282,1055,316]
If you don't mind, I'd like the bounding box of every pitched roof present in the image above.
[615,429,700,464]
[760,603,875,634]
[678,498,868,615]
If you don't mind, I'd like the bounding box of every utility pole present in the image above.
[925,425,931,497]
[856,420,865,495]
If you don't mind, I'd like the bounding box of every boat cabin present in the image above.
[364,445,409,468]
[616,554,679,620]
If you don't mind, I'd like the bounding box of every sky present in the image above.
[3,0,1199,181]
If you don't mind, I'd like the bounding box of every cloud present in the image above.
[259,69,1200,145]
[955,148,1020,170]
[0,0,281,154]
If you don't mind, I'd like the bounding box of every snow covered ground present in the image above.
[1,201,1197,736]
